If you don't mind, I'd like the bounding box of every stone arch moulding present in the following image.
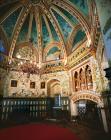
[47,79,61,96]
[70,92,104,107]
[43,42,63,61]
[47,79,61,87]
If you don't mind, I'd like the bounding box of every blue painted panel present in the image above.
[52,9,72,40]
[54,5,78,25]
[47,46,59,56]
[31,17,37,47]
[68,0,89,16]
[47,17,60,42]
[2,7,22,38]
[72,30,86,48]
[17,14,30,43]
[42,17,50,48]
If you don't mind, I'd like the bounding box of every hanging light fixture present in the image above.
[16,41,40,77]
[18,59,40,76]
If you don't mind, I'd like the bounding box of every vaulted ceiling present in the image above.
[0,0,98,65]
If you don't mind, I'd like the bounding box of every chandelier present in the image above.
[18,60,40,75]
[3,58,41,78]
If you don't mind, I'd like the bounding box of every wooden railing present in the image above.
[0,97,70,122]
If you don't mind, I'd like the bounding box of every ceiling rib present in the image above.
[35,7,43,65]
[43,14,53,40]
[41,1,67,58]
[27,12,33,41]
[0,3,22,24]
[52,0,91,43]
[8,3,32,62]
[51,5,74,28]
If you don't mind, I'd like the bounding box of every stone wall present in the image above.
[40,71,70,97]
[0,68,70,97]
[0,68,40,97]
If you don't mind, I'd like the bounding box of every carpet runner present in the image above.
[0,124,80,140]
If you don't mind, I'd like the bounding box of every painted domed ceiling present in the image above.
[0,0,96,73]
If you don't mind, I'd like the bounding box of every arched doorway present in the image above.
[70,93,105,129]
[76,100,101,124]
[47,79,62,97]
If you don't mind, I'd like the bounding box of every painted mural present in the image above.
[0,1,87,52]
[2,7,22,38]
[42,17,50,48]
[72,29,86,48]
[52,9,72,40]
[31,17,38,47]
[55,5,79,25]
[68,0,89,16]
[95,0,111,64]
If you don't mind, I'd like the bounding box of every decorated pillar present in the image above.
[77,73,80,91]
[68,71,73,95]
[78,72,81,91]
[83,67,87,90]
[81,68,86,90]
[35,8,42,68]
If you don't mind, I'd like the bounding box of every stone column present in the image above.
[77,72,80,91]
[3,73,10,97]
[70,100,78,118]
[77,75,79,91]
[84,69,87,90]
[100,108,108,133]
[68,71,73,94]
